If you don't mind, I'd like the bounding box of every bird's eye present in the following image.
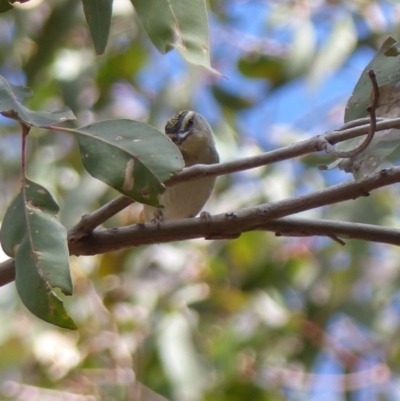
[187,117,194,127]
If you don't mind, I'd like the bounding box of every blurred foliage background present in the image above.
[1,0,400,400]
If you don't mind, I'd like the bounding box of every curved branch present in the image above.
[322,70,379,158]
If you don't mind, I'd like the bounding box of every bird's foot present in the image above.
[199,211,212,227]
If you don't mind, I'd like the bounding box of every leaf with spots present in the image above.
[72,119,184,206]
[0,179,76,329]
[326,37,400,179]
[130,0,219,74]
[345,36,400,123]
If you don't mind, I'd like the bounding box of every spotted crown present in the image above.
[165,110,190,134]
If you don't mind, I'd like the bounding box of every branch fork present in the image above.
[2,93,400,287]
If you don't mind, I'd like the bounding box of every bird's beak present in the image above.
[175,130,189,145]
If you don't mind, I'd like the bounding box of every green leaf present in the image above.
[9,83,33,99]
[212,86,253,110]
[345,36,398,123]
[131,0,219,74]
[82,0,113,55]
[0,179,76,329]
[384,41,400,57]
[97,42,148,96]
[308,15,356,88]
[327,128,400,179]
[0,75,75,126]
[328,38,400,179]
[286,21,316,78]
[238,55,287,86]
[1,180,60,256]
[73,119,184,206]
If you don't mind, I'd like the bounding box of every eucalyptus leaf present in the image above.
[286,21,316,78]
[131,0,219,74]
[334,128,400,180]
[9,83,33,99]
[384,41,400,57]
[238,55,287,86]
[328,37,400,179]
[309,16,356,88]
[0,179,76,329]
[212,86,253,110]
[1,179,60,256]
[82,0,113,55]
[0,75,75,126]
[345,36,398,123]
[73,119,184,206]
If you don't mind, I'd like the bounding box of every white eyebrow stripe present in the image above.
[181,111,195,129]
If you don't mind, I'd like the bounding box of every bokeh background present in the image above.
[1,0,400,400]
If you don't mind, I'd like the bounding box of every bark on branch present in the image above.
[3,117,400,287]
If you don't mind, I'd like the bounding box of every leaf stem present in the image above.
[20,123,31,181]
[320,69,380,159]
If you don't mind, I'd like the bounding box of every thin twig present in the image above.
[68,196,133,240]
[0,259,16,285]
[322,69,379,158]
[329,234,346,246]
[336,117,383,131]
[369,69,380,109]
[167,116,400,186]
[20,123,30,178]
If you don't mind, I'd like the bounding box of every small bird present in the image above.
[142,110,219,222]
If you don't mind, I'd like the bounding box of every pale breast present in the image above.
[142,176,216,221]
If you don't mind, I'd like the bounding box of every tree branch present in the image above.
[2,164,400,286]
[167,116,400,185]
[67,116,400,232]
[0,259,17,286]
[68,196,133,239]
[3,215,400,287]
[66,166,400,256]
[66,215,400,258]
[3,118,400,287]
